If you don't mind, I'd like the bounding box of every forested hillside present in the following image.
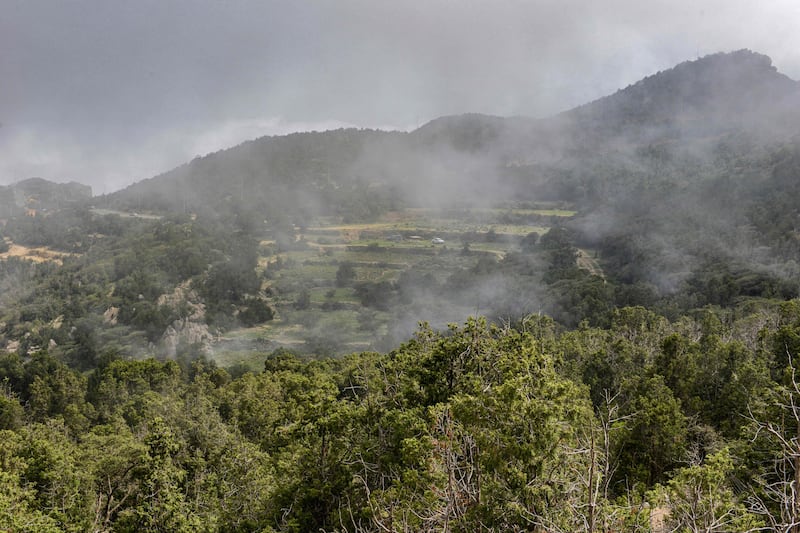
[4,50,800,530]
[102,51,800,319]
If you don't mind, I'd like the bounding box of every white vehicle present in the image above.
[431,237,445,244]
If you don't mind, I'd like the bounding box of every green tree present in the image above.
[651,448,762,532]
[79,425,147,532]
[617,375,687,487]
[18,420,91,530]
[0,385,23,430]
[363,319,596,531]
[0,430,61,533]
[116,417,202,532]
[294,288,311,310]
[335,261,357,287]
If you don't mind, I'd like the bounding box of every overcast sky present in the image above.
[2,0,799,193]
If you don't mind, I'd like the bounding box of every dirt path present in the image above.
[576,248,605,280]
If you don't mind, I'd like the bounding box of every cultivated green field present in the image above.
[216,204,576,363]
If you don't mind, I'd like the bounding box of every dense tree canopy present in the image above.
[0,302,798,530]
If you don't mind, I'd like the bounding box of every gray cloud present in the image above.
[1,0,798,191]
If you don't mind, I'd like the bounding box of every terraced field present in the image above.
[217,204,579,367]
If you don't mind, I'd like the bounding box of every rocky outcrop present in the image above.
[103,307,119,325]
[157,282,215,358]
[160,319,215,359]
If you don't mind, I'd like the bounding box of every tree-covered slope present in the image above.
[2,305,800,531]
[104,128,409,224]
[102,50,800,214]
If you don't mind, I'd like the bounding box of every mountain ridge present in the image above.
[19,49,799,202]
[97,49,800,218]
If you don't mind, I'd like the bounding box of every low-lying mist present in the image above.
[4,50,800,363]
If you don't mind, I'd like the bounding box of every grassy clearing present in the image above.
[305,206,561,243]
[525,209,577,217]
[0,241,74,264]
[450,207,577,217]
[209,350,266,372]
[485,225,551,236]
[310,287,359,304]
[89,208,163,220]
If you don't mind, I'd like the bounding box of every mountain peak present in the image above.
[565,50,799,136]
[641,49,792,90]
[683,49,776,72]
